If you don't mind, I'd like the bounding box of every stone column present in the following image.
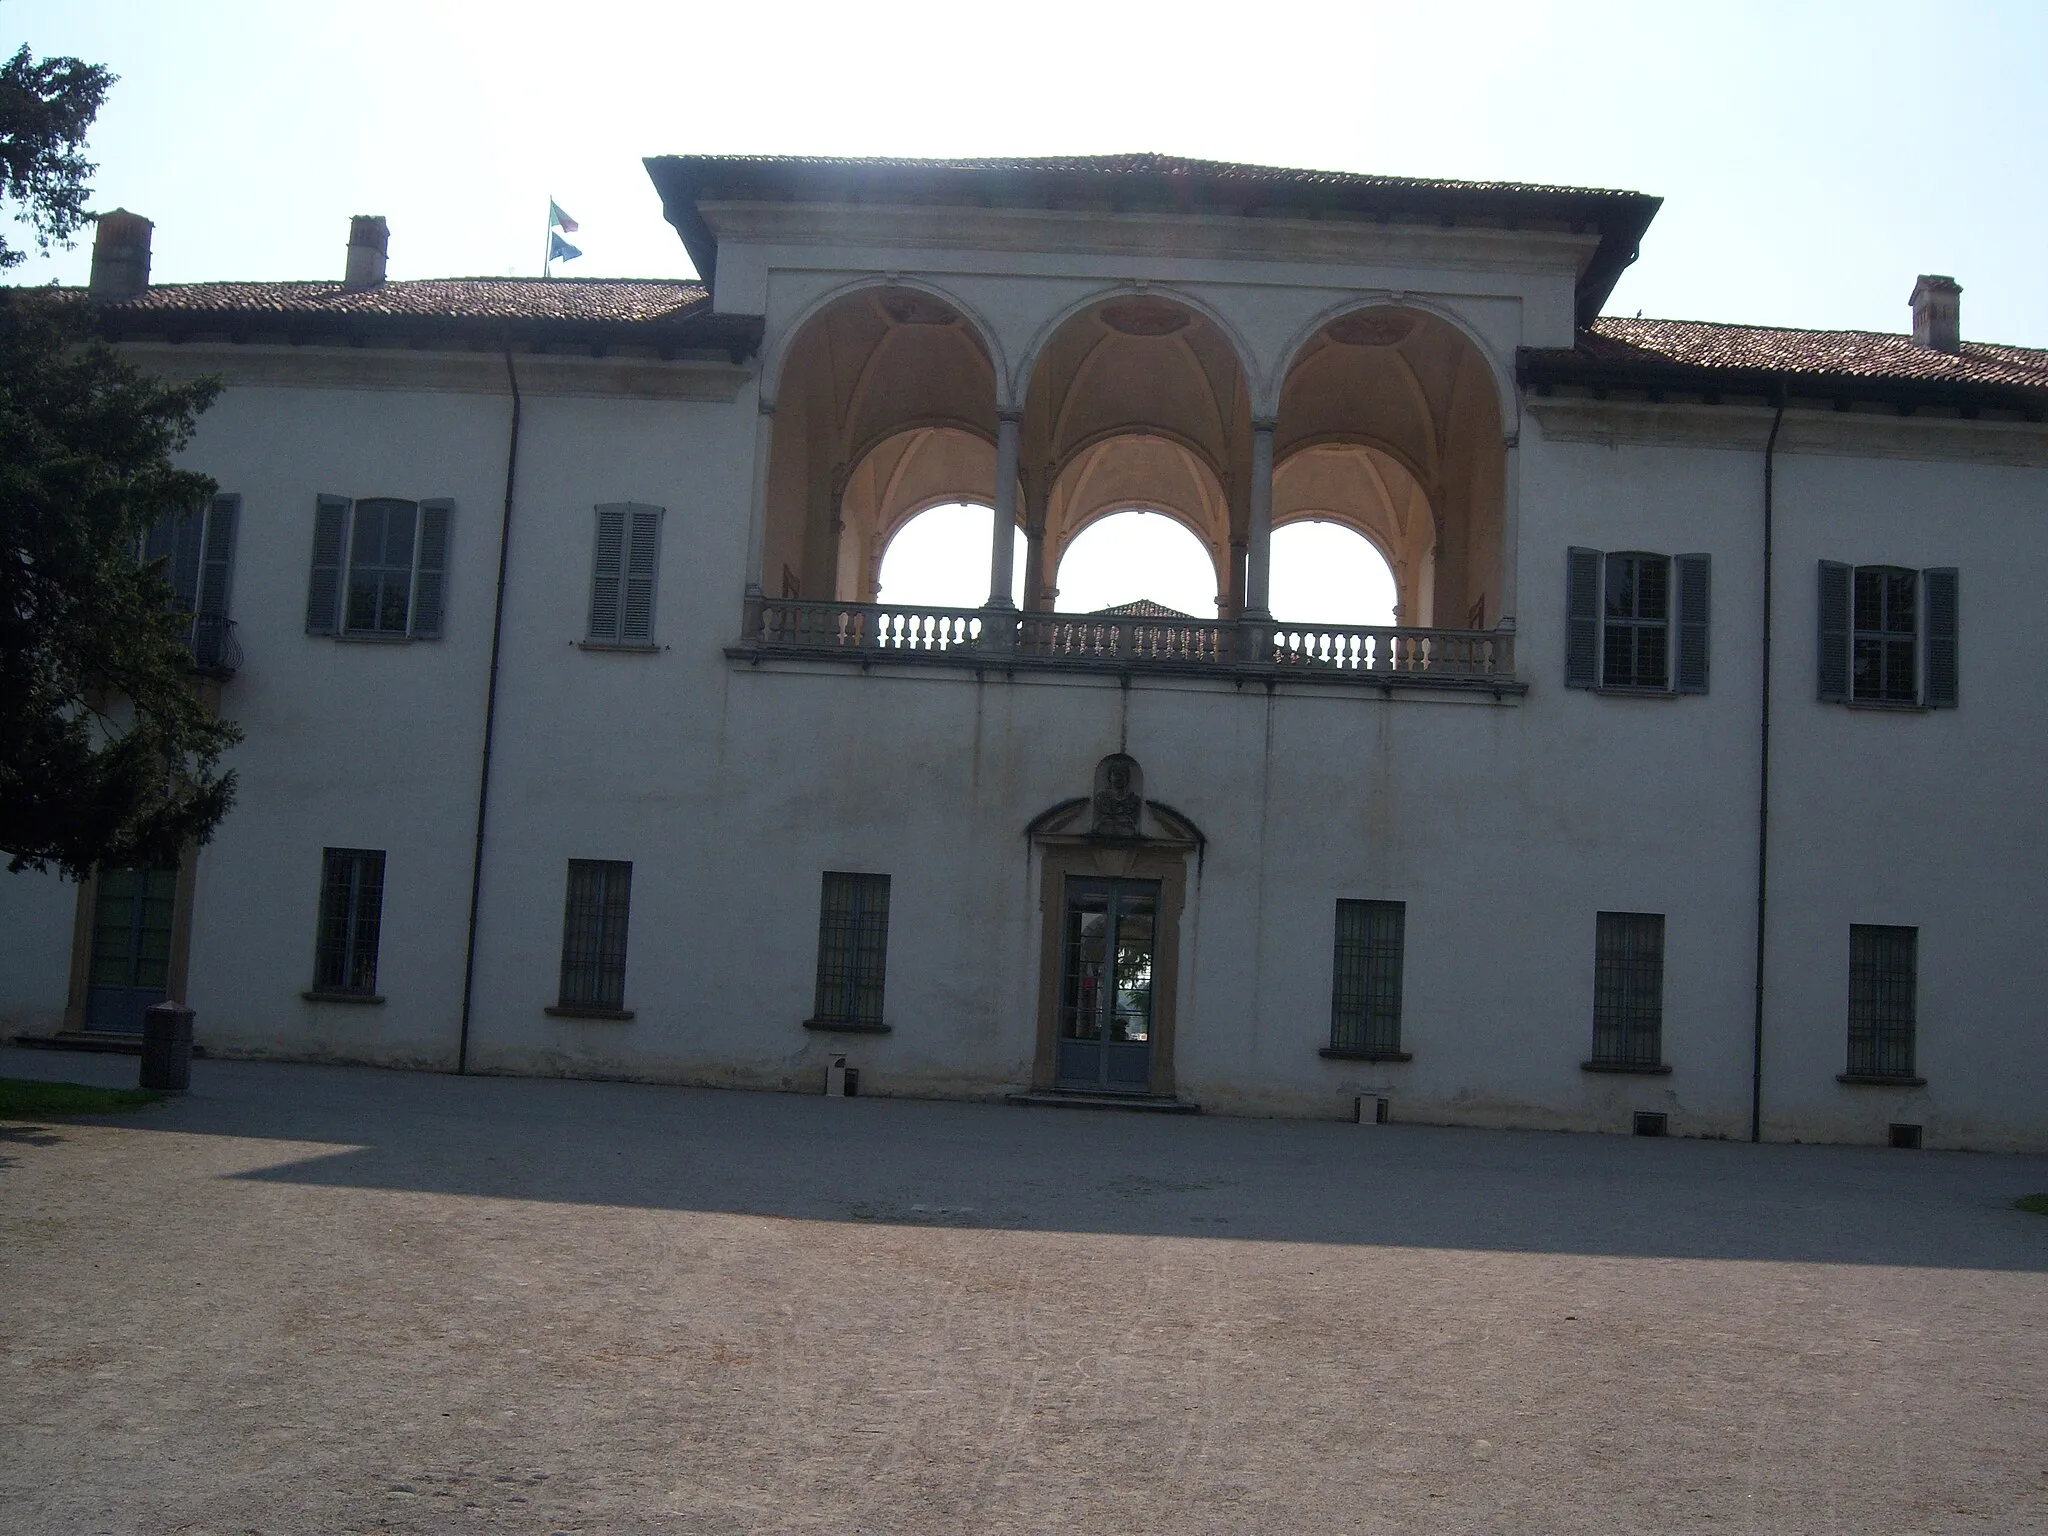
[987,411,1022,610]
[741,396,776,639]
[1242,419,1276,620]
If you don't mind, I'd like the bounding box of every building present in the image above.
[4,154,2045,1148]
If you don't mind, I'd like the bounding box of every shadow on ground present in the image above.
[7,1047,2046,1271]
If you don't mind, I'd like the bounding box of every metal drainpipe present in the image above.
[1750,396,1785,1142]
[457,342,523,1074]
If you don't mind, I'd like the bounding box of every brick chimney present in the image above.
[1910,274,1961,353]
[343,215,388,290]
[88,209,153,299]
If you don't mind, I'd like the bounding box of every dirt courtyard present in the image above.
[3,1047,2045,1534]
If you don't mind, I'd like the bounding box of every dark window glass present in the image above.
[1847,925,1917,1078]
[345,499,418,636]
[812,872,889,1027]
[1851,567,1918,703]
[314,848,386,993]
[1602,553,1669,688]
[1331,900,1405,1055]
[1591,911,1664,1068]
[558,860,632,1010]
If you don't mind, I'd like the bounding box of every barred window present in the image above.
[558,860,633,1012]
[1328,900,1405,1057]
[1566,548,1710,693]
[1817,562,1957,708]
[1847,925,1917,1079]
[1852,567,1918,703]
[1590,911,1664,1070]
[305,495,451,639]
[1601,553,1669,689]
[811,872,889,1028]
[314,848,385,995]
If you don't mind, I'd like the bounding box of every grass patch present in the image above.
[0,1078,164,1117]
[2017,1193,2048,1217]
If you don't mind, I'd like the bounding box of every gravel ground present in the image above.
[3,1047,2046,1535]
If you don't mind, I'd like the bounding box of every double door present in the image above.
[1055,877,1160,1092]
[83,865,178,1032]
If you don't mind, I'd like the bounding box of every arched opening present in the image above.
[763,286,998,600]
[1053,510,1219,617]
[1269,520,1398,628]
[1020,294,1251,615]
[1276,305,1505,630]
[876,502,1027,609]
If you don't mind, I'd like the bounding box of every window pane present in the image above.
[559,859,630,1009]
[1331,899,1405,1054]
[815,872,888,1025]
[1848,924,1916,1077]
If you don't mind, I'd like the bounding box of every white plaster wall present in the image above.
[0,868,77,1032]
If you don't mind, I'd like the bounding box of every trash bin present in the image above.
[140,1000,195,1092]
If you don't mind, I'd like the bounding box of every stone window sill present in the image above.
[1581,1060,1672,1075]
[1592,686,1683,699]
[303,989,386,1005]
[803,1018,892,1034]
[1836,1072,1927,1087]
[1319,1047,1413,1062]
[331,632,419,645]
[546,1004,635,1021]
[577,640,661,654]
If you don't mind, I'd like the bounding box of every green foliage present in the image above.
[2018,1193,2048,1217]
[0,288,238,877]
[0,43,112,269]
[0,1076,163,1116]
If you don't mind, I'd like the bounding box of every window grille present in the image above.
[1847,924,1917,1079]
[314,848,385,994]
[812,872,889,1027]
[558,860,632,1011]
[1330,899,1405,1055]
[1591,911,1664,1069]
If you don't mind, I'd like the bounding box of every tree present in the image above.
[0,43,111,269]
[1,44,237,878]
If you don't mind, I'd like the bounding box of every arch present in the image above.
[1267,518,1401,628]
[1268,294,1517,429]
[837,425,1016,602]
[1053,507,1226,618]
[874,500,1026,609]
[761,273,1010,412]
[1011,283,1260,411]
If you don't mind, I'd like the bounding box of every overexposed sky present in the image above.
[7,0,2047,346]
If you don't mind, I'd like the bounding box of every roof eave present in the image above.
[1517,348,2048,419]
[97,306,764,361]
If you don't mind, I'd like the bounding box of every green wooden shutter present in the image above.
[1923,567,1958,708]
[622,506,663,643]
[1566,546,1601,688]
[1673,553,1710,693]
[1817,560,1851,702]
[306,496,350,634]
[588,505,627,641]
[198,495,238,617]
[411,499,452,638]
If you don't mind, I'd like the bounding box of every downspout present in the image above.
[457,342,523,1074]
[1750,396,1785,1142]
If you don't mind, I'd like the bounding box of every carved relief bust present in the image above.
[1090,753,1144,838]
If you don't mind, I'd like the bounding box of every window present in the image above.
[1565,548,1709,692]
[145,494,239,669]
[1326,900,1406,1058]
[1588,911,1665,1071]
[305,495,452,638]
[1845,925,1918,1081]
[313,848,385,995]
[557,860,633,1013]
[586,503,664,645]
[1818,563,1958,707]
[809,872,890,1029]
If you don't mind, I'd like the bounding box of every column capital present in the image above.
[757,396,777,417]
[1251,416,1279,435]
[997,407,1024,427]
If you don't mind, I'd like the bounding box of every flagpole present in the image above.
[543,196,552,279]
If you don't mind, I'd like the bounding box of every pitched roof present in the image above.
[1521,316,2048,414]
[99,277,707,322]
[644,151,1660,325]
[1092,598,1197,620]
[87,276,759,356]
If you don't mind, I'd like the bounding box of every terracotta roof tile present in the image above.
[100,277,710,325]
[666,151,1640,201]
[1093,598,1197,620]
[1577,316,2048,391]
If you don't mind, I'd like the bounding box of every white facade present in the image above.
[6,156,2044,1149]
